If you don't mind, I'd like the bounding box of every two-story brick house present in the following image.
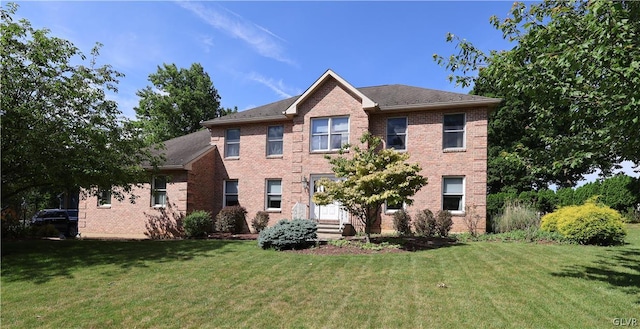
[80,69,500,238]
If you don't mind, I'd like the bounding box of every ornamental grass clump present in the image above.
[540,199,626,245]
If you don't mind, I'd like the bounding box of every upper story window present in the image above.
[267,125,284,156]
[311,117,349,152]
[443,114,466,150]
[225,128,240,158]
[265,179,282,210]
[98,188,112,207]
[443,177,464,213]
[224,180,239,207]
[152,176,167,207]
[386,117,407,151]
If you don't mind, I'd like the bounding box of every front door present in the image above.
[309,174,347,221]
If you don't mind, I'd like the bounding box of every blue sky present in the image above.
[10,1,638,180]
[13,1,515,117]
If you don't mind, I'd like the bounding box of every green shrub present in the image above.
[183,210,212,238]
[251,211,270,233]
[258,219,317,250]
[540,201,626,245]
[487,192,517,220]
[435,210,453,237]
[215,206,247,233]
[621,208,640,223]
[392,209,412,236]
[492,201,540,233]
[414,209,436,237]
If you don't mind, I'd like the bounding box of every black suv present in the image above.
[31,209,78,237]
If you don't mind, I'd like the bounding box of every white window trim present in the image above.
[225,128,240,158]
[310,116,350,152]
[223,180,239,207]
[152,176,167,208]
[97,188,112,208]
[265,179,282,211]
[266,125,284,157]
[443,113,466,150]
[442,176,465,215]
[385,200,406,214]
[386,117,408,151]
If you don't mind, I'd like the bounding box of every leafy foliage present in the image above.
[214,206,247,234]
[257,219,317,250]
[251,211,270,233]
[313,133,428,242]
[413,209,437,237]
[1,3,159,207]
[182,210,212,238]
[435,210,453,237]
[435,0,640,189]
[134,63,236,144]
[541,200,626,245]
[392,209,412,236]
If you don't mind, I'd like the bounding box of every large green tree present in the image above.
[312,133,428,242]
[1,3,157,207]
[134,63,235,144]
[435,0,640,190]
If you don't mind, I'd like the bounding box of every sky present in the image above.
[9,0,638,181]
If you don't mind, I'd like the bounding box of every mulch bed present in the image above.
[207,233,460,255]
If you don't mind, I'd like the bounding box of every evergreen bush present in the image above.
[540,200,626,245]
[215,206,247,233]
[414,209,436,237]
[258,219,317,250]
[392,209,412,236]
[183,210,212,238]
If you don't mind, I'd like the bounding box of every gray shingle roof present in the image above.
[150,129,214,169]
[202,84,500,126]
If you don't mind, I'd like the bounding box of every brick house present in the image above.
[80,69,500,238]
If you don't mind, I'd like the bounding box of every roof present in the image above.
[147,129,215,170]
[201,70,501,127]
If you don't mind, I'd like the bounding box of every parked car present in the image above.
[31,209,78,237]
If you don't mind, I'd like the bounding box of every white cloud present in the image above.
[176,1,296,66]
[247,72,301,99]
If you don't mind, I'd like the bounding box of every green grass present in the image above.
[2,225,640,328]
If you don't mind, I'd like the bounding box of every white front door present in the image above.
[309,175,347,221]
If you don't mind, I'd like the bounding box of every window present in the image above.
[443,177,464,212]
[385,200,404,213]
[225,128,240,158]
[443,114,466,149]
[152,176,167,207]
[387,117,407,150]
[265,179,282,210]
[311,117,349,151]
[98,188,112,207]
[224,180,239,207]
[267,125,284,156]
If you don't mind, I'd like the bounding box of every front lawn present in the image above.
[2,225,639,328]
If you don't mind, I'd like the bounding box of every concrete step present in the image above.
[316,222,342,234]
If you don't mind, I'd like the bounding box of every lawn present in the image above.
[2,225,639,329]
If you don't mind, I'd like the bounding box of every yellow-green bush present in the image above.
[540,201,626,245]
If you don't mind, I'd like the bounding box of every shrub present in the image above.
[414,209,436,237]
[492,201,540,233]
[540,201,626,245]
[33,224,59,237]
[435,210,453,237]
[258,219,317,250]
[392,209,412,236]
[621,208,640,223]
[183,210,212,238]
[252,211,270,233]
[215,206,247,233]
[487,192,517,220]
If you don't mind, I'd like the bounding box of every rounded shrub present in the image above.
[252,211,270,233]
[435,210,453,237]
[414,209,436,237]
[392,209,412,236]
[183,210,212,238]
[258,219,317,250]
[215,206,247,233]
[541,201,626,245]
